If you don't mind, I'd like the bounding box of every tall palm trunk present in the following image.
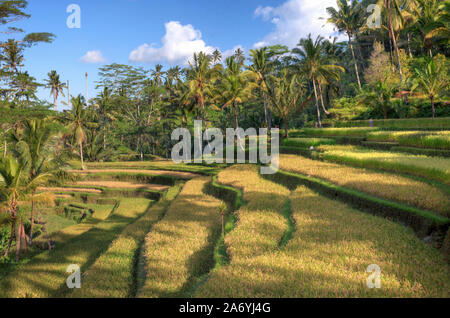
[318,83,330,115]
[79,141,85,170]
[233,102,239,129]
[312,77,322,128]
[386,0,403,83]
[29,190,36,245]
[430,95,435,119]
[3,139,6,158]
[283,113,288,138]
[348,33,362,90]
[263,92,272,129]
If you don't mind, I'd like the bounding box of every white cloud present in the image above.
[254,0,343,49]
[80,50,107,64]
[129,21,216,65]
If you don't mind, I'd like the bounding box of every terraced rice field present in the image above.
[0,198,152,298]
[138,177,225,298]
[196,166,449,297]
[279,154,450,216]
[318,145,450,185]
[74,181,170,191]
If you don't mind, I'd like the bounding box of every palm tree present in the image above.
[234,48,245,66]
[94,87,113,150]
[292,35,345,128]
[409,0,446,57]
[411,58,448,118]
[186,52,215,122]
[266,70,311,138]
[63,95,88,169]
[14,119,61,245]
[212,49,222,64]
[216,57,253,129]
[359,80,395,119]
[151,64,165,86]
[249,47,272,129]
[44,70,65,112]
[0,154,27,261]
[327,0,364,89]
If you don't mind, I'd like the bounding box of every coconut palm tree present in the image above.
[212,49,222,64]
[216,57,254,129]
[326,0,364,89]
[249,47,272,129]
[292,35,345,128]
[411,58,448,118]
[266,70,311,138]
[186,52,215,122]
[14,119,62,245]
[0,154,27,261]
[44,70,65,112]
[234,48,245,66]
[94,87,113,151]
[151,64,165,86]
[63,95,88,169]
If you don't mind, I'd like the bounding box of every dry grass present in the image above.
[74,181,169,191]
[196,171,449,297]
[138,177,224,298]
[0,198,152,298]
[279,154,450,216]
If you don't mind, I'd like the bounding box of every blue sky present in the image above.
[3,0,340,109]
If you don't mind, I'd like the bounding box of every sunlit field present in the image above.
[1,0,449,302]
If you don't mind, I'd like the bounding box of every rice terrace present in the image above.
[0,0,449,303]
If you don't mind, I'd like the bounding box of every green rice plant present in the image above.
[301,127,379,138]
[367,131,450,150]
[318,145,450,186]
[278,154,450,216]
[282,138,336,148]
[69,184,183,298]
[0,198,152,298]
[137,177,224,298]
[336,117,450,130]
[397,132,450,150]
[391,146,450,158]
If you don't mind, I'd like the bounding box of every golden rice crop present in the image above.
[318,145,450,185]
[138,177,224,298]
[197,185,449,297]
[216,165,290,259]
[69,185,182,298]
[0,198,152,298]
[279,154,450,216]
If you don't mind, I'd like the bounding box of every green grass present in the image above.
[282,138,336,148]
[297,127,379,138]
[367,131,450,150]
[318,145,450,186]
[336,117,450,130]
[0,198,152,298]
